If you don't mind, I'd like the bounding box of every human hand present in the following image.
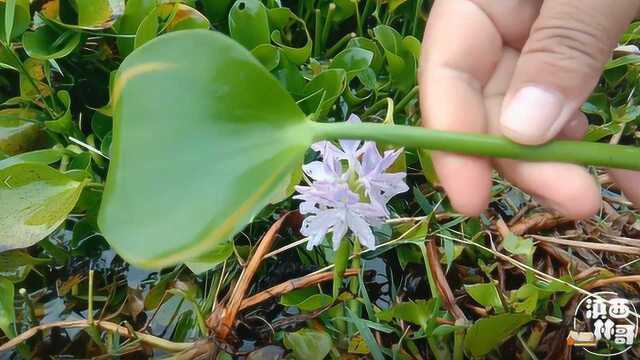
[419,0,640,218]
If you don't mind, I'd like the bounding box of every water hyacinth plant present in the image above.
[295,114,409,250]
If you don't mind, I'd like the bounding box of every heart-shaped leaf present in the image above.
[0,163,87,252]
[99,30,312,268]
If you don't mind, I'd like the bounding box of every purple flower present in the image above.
[294,114,409,250]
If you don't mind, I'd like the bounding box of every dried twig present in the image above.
[584,275,640,290]
[208,212,300,339]
[0,319,192,353]
[239,269,359,310]
[510,212,571,235]
[532,235,640,256]
[426,238,467,321]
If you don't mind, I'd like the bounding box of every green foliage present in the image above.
[283,328,332,360]
[464,313,532,358]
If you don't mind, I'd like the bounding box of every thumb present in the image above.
[500,0,639,145]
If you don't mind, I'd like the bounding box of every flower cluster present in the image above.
[294,115,409,251]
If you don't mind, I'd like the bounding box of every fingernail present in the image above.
[500,86,566,145]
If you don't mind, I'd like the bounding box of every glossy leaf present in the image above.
[229,0,270,50]
[45,90,75,135]
[135,4,210,49]
[99,30,312,268]
[268,7,312,65]
[330,47,373,78]
[114,0,156,56]
[23,27,82,60]
[251,44,280,71]
[464,313,532,357]
[464,282,504,312]
[300,68,347,117]
[0,163,86,251]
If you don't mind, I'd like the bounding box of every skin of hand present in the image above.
[419,0,640,219]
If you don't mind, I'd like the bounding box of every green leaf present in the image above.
[330,47,373,78]
[280,287,318,306]
[347,308,385,360]
[114,0,156,56]
[295,293,333,311]
[377,299,435,329]
[23,27,82,60]
[0,0,29,42]
[464,282,504,312]
[0,148,64,169]
[251,43,280,71]
[134,4,210,49]
[464,313,532,357]
[0,163,86,252]
[229,0,270,50]
[99,30,312,268]
[268,7,312,65]
[45,90,75,135]
[300,68,346,117]
[4,0,16,44]
[0,277,15,338]
[0,108,46,156]
[0,250,50,282]
[284,328,332,360]
[185,240,234,274]
[503,233,534,257]
[40,0,125,30]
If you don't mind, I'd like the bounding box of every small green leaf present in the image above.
[45,91,75,135]
[251,44,280,71]
[295,293,333,311]
[464,313,532,357]
[464,282,504,312]
[0,163,86,252]
[284,328,332,360]
[330,47,373,78]
[377,299,435,329]
[503,233,534,257]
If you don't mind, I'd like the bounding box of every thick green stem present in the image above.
[311,122,640,170]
